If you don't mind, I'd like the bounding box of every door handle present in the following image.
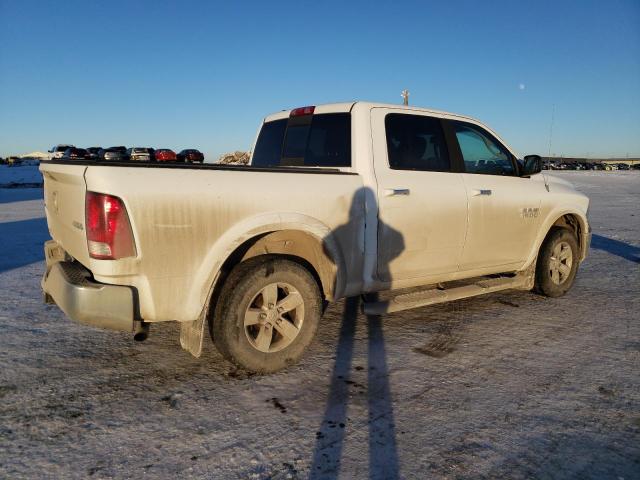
[472,189,492,196]
[384,188,410,197]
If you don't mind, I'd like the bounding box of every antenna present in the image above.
[548,104,555,159]
[401,89,409,106]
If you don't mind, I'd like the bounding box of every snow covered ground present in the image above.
[0,172,638,479]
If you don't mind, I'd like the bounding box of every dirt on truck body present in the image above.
[40,101,590,372]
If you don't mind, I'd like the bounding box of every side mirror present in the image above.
[522,154,543,176]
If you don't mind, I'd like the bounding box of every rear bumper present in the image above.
[42,246,136,332]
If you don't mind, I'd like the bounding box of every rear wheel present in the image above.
[535,227,579,297]
[211,256,322,373]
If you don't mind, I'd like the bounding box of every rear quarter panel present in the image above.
[84,166,364,322]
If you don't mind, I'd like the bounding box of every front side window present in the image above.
[252,113,351,167]
[385,114,450,172]
[453,121,515,175]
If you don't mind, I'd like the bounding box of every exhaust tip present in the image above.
[133,321,149,342]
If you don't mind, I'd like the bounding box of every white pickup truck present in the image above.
[40,102,591,372]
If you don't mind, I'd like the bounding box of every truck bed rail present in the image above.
[42,159,358,175]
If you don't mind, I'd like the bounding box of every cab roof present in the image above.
[263,101,481,124]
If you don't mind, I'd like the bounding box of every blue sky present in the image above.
[1,0,639,159]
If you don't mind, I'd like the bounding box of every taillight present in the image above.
[85,192,136,260]
[290,106,315,117]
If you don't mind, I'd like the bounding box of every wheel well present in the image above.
[551,214,583,255]
[207,230,337,318]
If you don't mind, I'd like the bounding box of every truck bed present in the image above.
[40,159,364,324]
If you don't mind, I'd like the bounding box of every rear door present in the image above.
[371,108,468,282]
[446,120,544,270]
[41,163,91,266]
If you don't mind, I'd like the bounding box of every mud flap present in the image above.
[519,258,537,290]
[180,275,219,358]
[179,313,206,358]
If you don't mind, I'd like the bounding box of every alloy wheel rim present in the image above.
[244,282,305,353]
[549,241,573,285]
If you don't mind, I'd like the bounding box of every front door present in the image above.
[371,108,468,283]
[447,120,545,271]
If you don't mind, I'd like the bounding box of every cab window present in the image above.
[385,114,451,172]
[252,113,351,167]
[453,121,515,176]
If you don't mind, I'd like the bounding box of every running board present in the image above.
[362,275,530,315]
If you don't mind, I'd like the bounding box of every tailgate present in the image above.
[40,162,91,267]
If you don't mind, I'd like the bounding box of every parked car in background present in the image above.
[604,164,618,171]
[548,161,561,170]
[127,147,155,162]
[177,149,205,163]
[99,146,129,161]
[49,144,75,159]
[617,163,630,171]
[62,147,88,160]
[154,149,177,162]
[590,163,604,170]
[631,164,640,170]
[86,147,102,160]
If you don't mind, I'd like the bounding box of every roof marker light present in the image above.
[290,106,315,117]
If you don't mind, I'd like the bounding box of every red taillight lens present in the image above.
[290,106,315,117]
[85,192,136,260]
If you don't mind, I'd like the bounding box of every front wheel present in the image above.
[211,256,322,373]
[535,227,579,297]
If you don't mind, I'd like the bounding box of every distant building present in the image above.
[20,151,51,161]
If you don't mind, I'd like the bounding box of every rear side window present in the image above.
[452,121,515,176]
[385,114,450,172]
[252,113,351,167]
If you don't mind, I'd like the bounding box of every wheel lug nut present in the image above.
[259,313,267,319]
[268,303,274,309]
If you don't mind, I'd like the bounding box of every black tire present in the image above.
[211,256,322,373]
[535,227,580,297]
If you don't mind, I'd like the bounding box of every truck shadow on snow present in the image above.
[591,233,640,264]
[0,187,44,204]
[0,217,49,274]
[310,187,403,479]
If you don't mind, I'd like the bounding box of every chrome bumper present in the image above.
[42,243,135,332]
